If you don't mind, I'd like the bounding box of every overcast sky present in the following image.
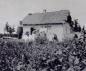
[0,0,86,33]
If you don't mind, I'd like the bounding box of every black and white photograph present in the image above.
[0,0,86,71]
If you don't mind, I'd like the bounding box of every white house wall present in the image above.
[22,23,81,42]
[46,25,64,41]
[23,24,64,41]
[63,23,71,40]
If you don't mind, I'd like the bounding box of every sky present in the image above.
[0,0,86,33]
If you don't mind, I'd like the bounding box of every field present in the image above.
[0,38,86,71]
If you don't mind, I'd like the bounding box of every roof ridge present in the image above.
[28,10,70,15]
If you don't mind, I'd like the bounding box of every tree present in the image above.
[4,22,9,33]
[82,26,85,33]
[66,13,72,24]
[74,19,80,32]
[4,22,15,35]
[77,25,81,32]
[8,27,15,35]
[82,26,86,41]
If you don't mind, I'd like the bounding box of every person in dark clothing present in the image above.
[17,26,23,39]
[30,27,36,35]
[17,21,23,39]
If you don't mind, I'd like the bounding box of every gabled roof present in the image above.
[22,10,70,25]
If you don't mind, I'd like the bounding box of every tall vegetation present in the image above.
[0,35,86,71]
[4,22,15,35]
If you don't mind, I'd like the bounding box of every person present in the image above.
[22,32,29,42]
[53,34,58,42]
[74,34,78,39]
[17,21,23,39]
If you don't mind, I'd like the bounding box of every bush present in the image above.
[0,38,86,71]
[35,32,48,44]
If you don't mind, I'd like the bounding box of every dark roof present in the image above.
[22,10,70,25]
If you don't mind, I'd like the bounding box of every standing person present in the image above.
[17,21,23,39]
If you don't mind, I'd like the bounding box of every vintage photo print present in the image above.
[0,0,86,71]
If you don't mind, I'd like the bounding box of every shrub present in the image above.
[35,32,48,44]
[0,38,86,71]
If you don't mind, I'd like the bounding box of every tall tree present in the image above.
[74,19,79,32]
[66,13,72,24]
[4,22,15,35]
[4,22,9,33]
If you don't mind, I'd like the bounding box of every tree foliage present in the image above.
[5,22,15,35]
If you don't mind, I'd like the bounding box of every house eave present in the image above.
[22,23,63,26]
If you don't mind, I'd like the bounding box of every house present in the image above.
[21,10,81,41]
